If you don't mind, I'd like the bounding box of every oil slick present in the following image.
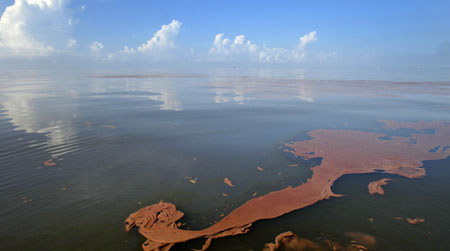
[224,177,234,187]
[125,120,449,250]
[368,178,391,195]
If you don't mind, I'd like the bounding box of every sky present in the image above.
[0,0,449,68]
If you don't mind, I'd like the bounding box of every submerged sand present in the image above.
[125,120,450,250]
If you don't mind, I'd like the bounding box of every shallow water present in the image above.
[0,67,449,250]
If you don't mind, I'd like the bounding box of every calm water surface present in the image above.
[0,67,449,250]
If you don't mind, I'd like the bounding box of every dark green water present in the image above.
[0,68,449,250]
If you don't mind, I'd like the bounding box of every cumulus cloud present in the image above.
[137,20,182,53]
[209,33,258,61]
[208,31,318,63]
[298,31,317,50]
[0,0,74,58]
[111,20,183,61]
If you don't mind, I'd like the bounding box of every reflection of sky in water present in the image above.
[0,68,449,250]
[0,76,185,158]
[297,84,315,102]
[1,71,449,161]
[211,88,253,104]
[1,84,80,158]
[90,77,183,111]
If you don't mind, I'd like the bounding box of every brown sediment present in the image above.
[102,125,117,129]
[44,159,56,166]
[368,178,391,195]
[224,177,234,187]
[257,166,264,171]
[406,218,425,224]
[125,120,450,250]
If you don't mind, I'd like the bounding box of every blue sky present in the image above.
[0,0,449,67]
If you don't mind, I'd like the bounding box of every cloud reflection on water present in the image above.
[0,75,185,159]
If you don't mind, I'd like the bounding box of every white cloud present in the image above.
[209,33,258,61]
[121,46,135,54]
[298,31,317,50]
[67,38,77,48]
[90,41,104,52]
[112,20,183,61]
[0,0,74,58]
[137,20,182,53]
[208,31,318,63]
[258,46,290,63]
